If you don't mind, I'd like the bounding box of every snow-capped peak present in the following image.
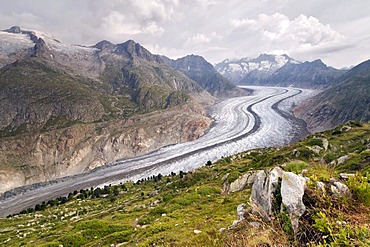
[31,30,97,54]
[214,54,300,83]
[0,31,34,55]
[0,26,97,56]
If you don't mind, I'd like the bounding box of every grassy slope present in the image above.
[0,122,369,246]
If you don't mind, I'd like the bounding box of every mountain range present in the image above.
[215,54,296,83]
[215,54,346,88]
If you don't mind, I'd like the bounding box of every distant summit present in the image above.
[163,54,247,98]
[4,26,22,33]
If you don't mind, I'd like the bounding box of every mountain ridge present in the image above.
[294,58,370,132]
[163,54,247,97]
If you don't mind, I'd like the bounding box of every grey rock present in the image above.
[322,138,329,151]
[331,181,351,197]
[229,171,259,193]
[228,220,241,230]
[228,203,247,230]
[281,172,306,235]
[237,203,246,221]
[219,227,226,233]
[308,145,322,155]
[221,173,230,181]
[222,182,230,194]
[316,181,326,194]
[337,155,350,165]
[339,173,355,180]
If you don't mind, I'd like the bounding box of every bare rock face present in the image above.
[0,107,211,194]
[281,172,306,234]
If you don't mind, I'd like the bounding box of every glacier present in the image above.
[0,86,315,217]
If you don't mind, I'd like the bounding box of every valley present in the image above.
[0,86,314,217]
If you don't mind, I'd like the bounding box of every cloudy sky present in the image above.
[1,0,369,68]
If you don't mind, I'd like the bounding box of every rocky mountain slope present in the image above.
[215,54,346,89]
[1,122,368,246]
[294,59,370,132]
[215,54,296,84]
[163,55,246,98]
[0,26,221,193]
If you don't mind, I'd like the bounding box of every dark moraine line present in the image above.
[271,89,310,142]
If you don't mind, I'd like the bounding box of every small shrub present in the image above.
[307,163,336,182]
[149,206,166,217]
[347,173,370,206]
[308,138,323,147]
[59,233,87,247]
[284,161,307,174]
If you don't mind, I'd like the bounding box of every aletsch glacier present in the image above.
[0,86,315,216]
[112,86,316,182]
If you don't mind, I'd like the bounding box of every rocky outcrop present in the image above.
[228,203,247,229]
[330,181,351,197]
[249,167,307,235]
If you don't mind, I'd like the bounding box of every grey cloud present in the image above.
[0,0,369,68]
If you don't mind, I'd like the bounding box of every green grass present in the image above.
[0,122,369,246]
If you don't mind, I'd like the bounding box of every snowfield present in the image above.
[0,32,34,55]
[0,86,315,217]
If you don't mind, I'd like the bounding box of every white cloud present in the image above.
[186,33,211,46]
[231,13,344,49]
